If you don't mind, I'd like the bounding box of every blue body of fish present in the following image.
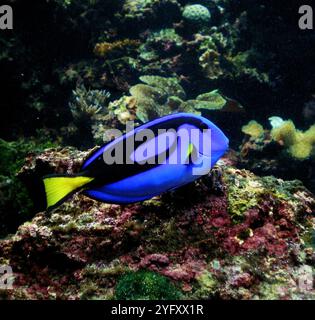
[82,113,229,203]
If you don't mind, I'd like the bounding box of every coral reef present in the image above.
[241,118,315,160]
[108,96,138,125]
[194,34,269,85]
[108,75,243,124]
[270,120,315,160]
[239,118,315,193]
[69,85,110,119]
[242,120,264,139]
[182,4,211,26]
[94,39,140,58]
[0,147,314,300]
[2,1,315,140]
[63,75,240,146]
[199,49,224,80]
[1,0,315,302]
[64,86,112,147]
[139,28,183,62]
[120,0,181,29]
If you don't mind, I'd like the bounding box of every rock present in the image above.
[0,147,314,300]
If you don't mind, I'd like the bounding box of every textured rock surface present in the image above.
[0,148,314,300]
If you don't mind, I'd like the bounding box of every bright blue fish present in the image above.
[43,113,229,210]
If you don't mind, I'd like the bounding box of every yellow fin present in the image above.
[187,143,194,158]
[43,176,94,209]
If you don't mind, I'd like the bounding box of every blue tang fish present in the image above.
[43,113,229,210]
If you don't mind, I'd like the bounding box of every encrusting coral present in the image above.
[0,147,314,300]
[65,76,235,146]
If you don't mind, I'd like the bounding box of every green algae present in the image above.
[78,263,130,300]
[83,263,129,278]
[114,270,182,300]
[224,170,261,221]
[193,270,218,299]
[260,176,305,201]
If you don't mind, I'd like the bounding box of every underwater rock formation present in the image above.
[0,147,314,300]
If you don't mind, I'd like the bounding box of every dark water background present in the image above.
[1,0,314,141]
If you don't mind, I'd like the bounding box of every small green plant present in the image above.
[114,270,182,300]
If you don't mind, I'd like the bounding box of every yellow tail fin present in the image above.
[43,175,94,209]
